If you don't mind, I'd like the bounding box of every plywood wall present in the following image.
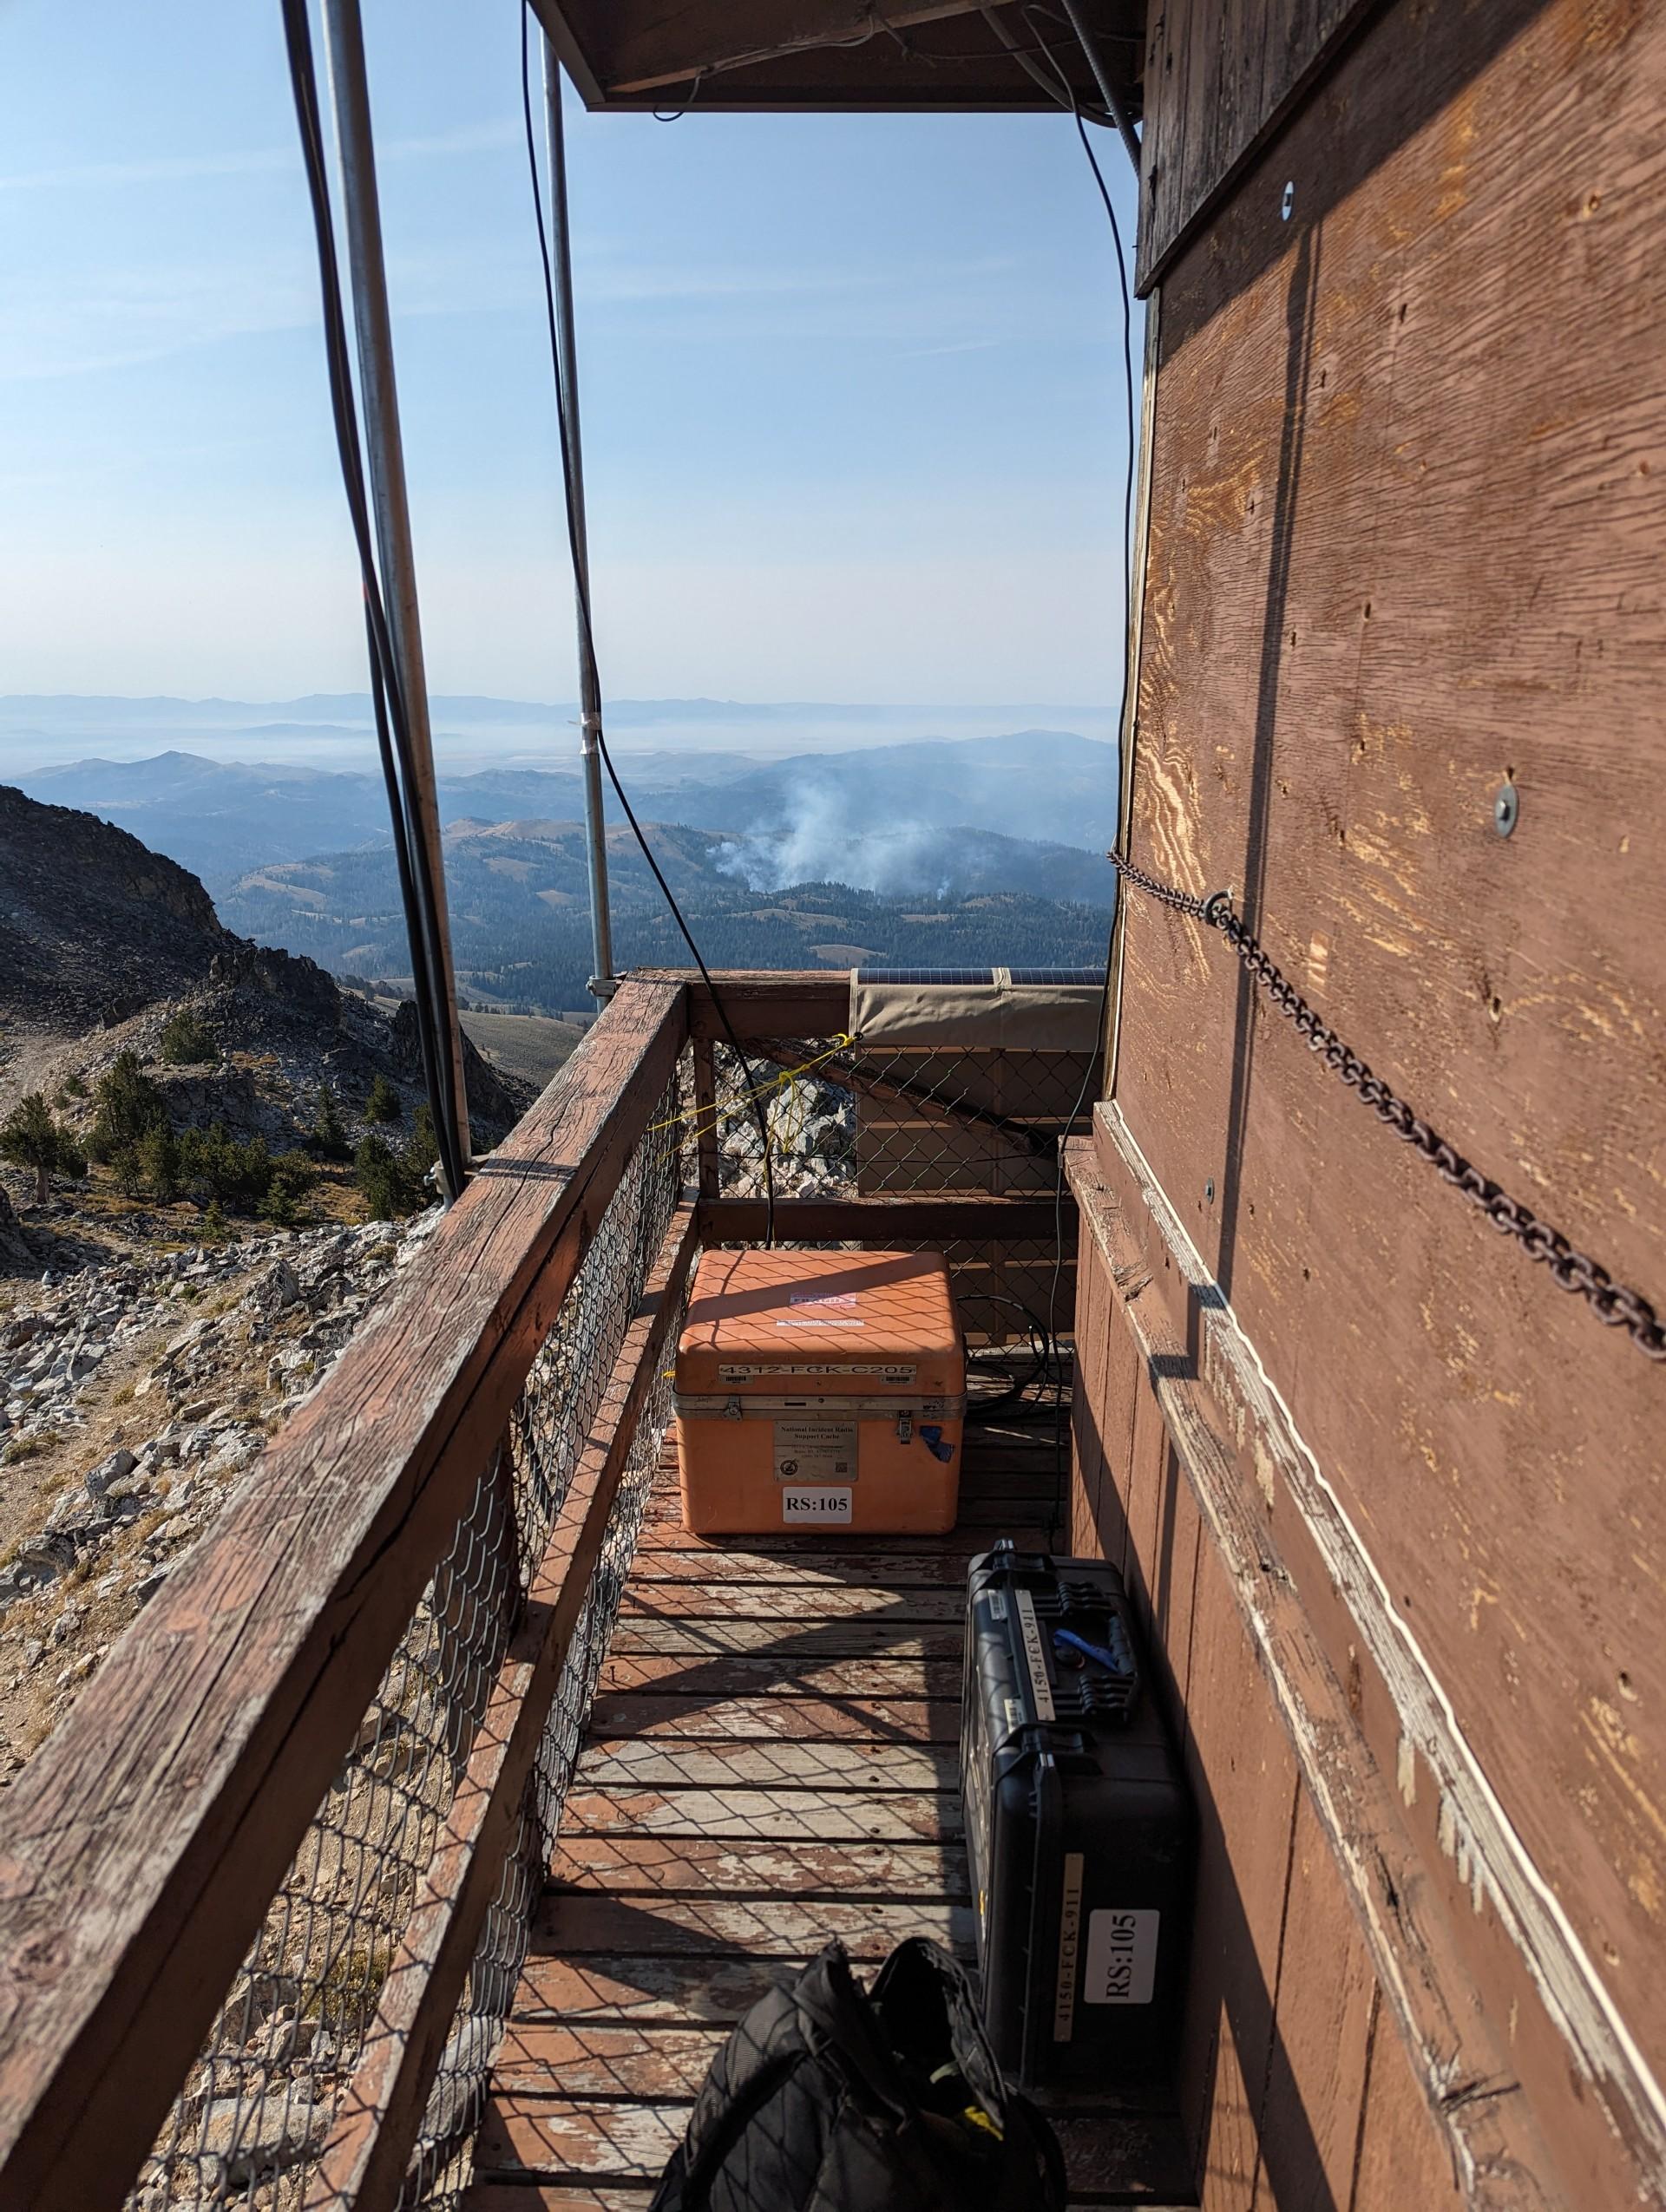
[1080,0,1666,2203]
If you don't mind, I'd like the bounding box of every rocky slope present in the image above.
[0,782,531,1146]
[0,1207,437,1777]
[0,785,544,1766]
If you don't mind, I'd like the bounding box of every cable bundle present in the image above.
[519,6,778,1241]
[280,0,468,1202]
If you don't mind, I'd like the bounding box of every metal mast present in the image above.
[540,38,617,1002]
[319,0,473,1165]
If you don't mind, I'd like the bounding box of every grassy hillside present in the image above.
[457,1009,584,1092]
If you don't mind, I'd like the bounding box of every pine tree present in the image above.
[405,1102,438,1173]
[364,1074,402,1125]
[88,1052,167,1162]
[312,1083,350,1161]
[159,1009,217,1065]
[0,1094,87,1205]
[354,1134,405,1221]
[138,1122,181,1204]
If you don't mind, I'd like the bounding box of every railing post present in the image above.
[692,1035,721,1201]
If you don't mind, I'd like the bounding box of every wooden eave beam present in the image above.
[584,1,1011,99]
[529,0,1142,115]
[524,0,603,106]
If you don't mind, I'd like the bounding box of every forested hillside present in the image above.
[221,818,1113,1012]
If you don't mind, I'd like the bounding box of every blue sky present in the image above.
[0,0,1140,707]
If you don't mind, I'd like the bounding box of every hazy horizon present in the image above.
[0,689,1117,772]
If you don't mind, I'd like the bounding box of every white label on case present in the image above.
[782,1486,853,1524]
[773,1418,857,1484]
[719,1364,915,1382]
[1054,1853,1086,2041]
[1014,1588,1055,1721]
[1084,1908,1160,2005]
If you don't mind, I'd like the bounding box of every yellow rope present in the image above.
[649,1032,856,1148]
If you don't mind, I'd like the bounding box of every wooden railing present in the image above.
[0,971,1086,2212]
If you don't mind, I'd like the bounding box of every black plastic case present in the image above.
[961,1541,1193,2091]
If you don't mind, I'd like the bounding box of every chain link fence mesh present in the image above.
[707,1036,1091,1345]
[128,1060,689,2212]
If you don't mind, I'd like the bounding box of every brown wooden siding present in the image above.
[1084,1,1666,2202]
[1071,1180,1498,2208]
[1134,0,1376,292]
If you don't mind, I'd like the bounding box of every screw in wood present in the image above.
[1493,782,1519,837]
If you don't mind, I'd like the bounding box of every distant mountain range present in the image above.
[0,691,1107,735]
[14,730,1119,890]
[221,817,1114,1015]
[6,704,1119,1019]
[0,692,1117,780]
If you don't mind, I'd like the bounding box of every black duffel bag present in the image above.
[649,1937,1066,2212]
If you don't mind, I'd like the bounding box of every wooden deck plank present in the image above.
[604,1618,964,1658]
[595,1652,964,1697]
[532,1893,974,1960]
[548,1836,969,1899]
[561,1785,962,1842]
[490,2023,729,2098]
[573,1738,957,1792]
[477,2099,681,2182]
[508,1954,810,2026]
[617,1584,966,1621]
[585,1694,961,1742]
[469,1384,1191,2212]
[467,2185,657,2211]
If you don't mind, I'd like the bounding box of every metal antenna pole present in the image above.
[320,0,472,1169]
[540,39,617,1003]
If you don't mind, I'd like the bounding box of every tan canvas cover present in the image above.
[849,969,1104,1053]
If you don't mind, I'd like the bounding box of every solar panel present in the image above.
[851,966,1105,986]
[853,967,996,985]
[1006,967,1107,985]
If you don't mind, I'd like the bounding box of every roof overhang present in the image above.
[527,0,1144,119]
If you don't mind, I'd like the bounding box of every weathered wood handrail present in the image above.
[306,1201,701,2210]
[0,976,688,2212]
[633,969,848,1039]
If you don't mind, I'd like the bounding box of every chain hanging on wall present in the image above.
[1109,853,1666,1363]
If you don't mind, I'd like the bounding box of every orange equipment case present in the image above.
[674,1248,965,1536]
